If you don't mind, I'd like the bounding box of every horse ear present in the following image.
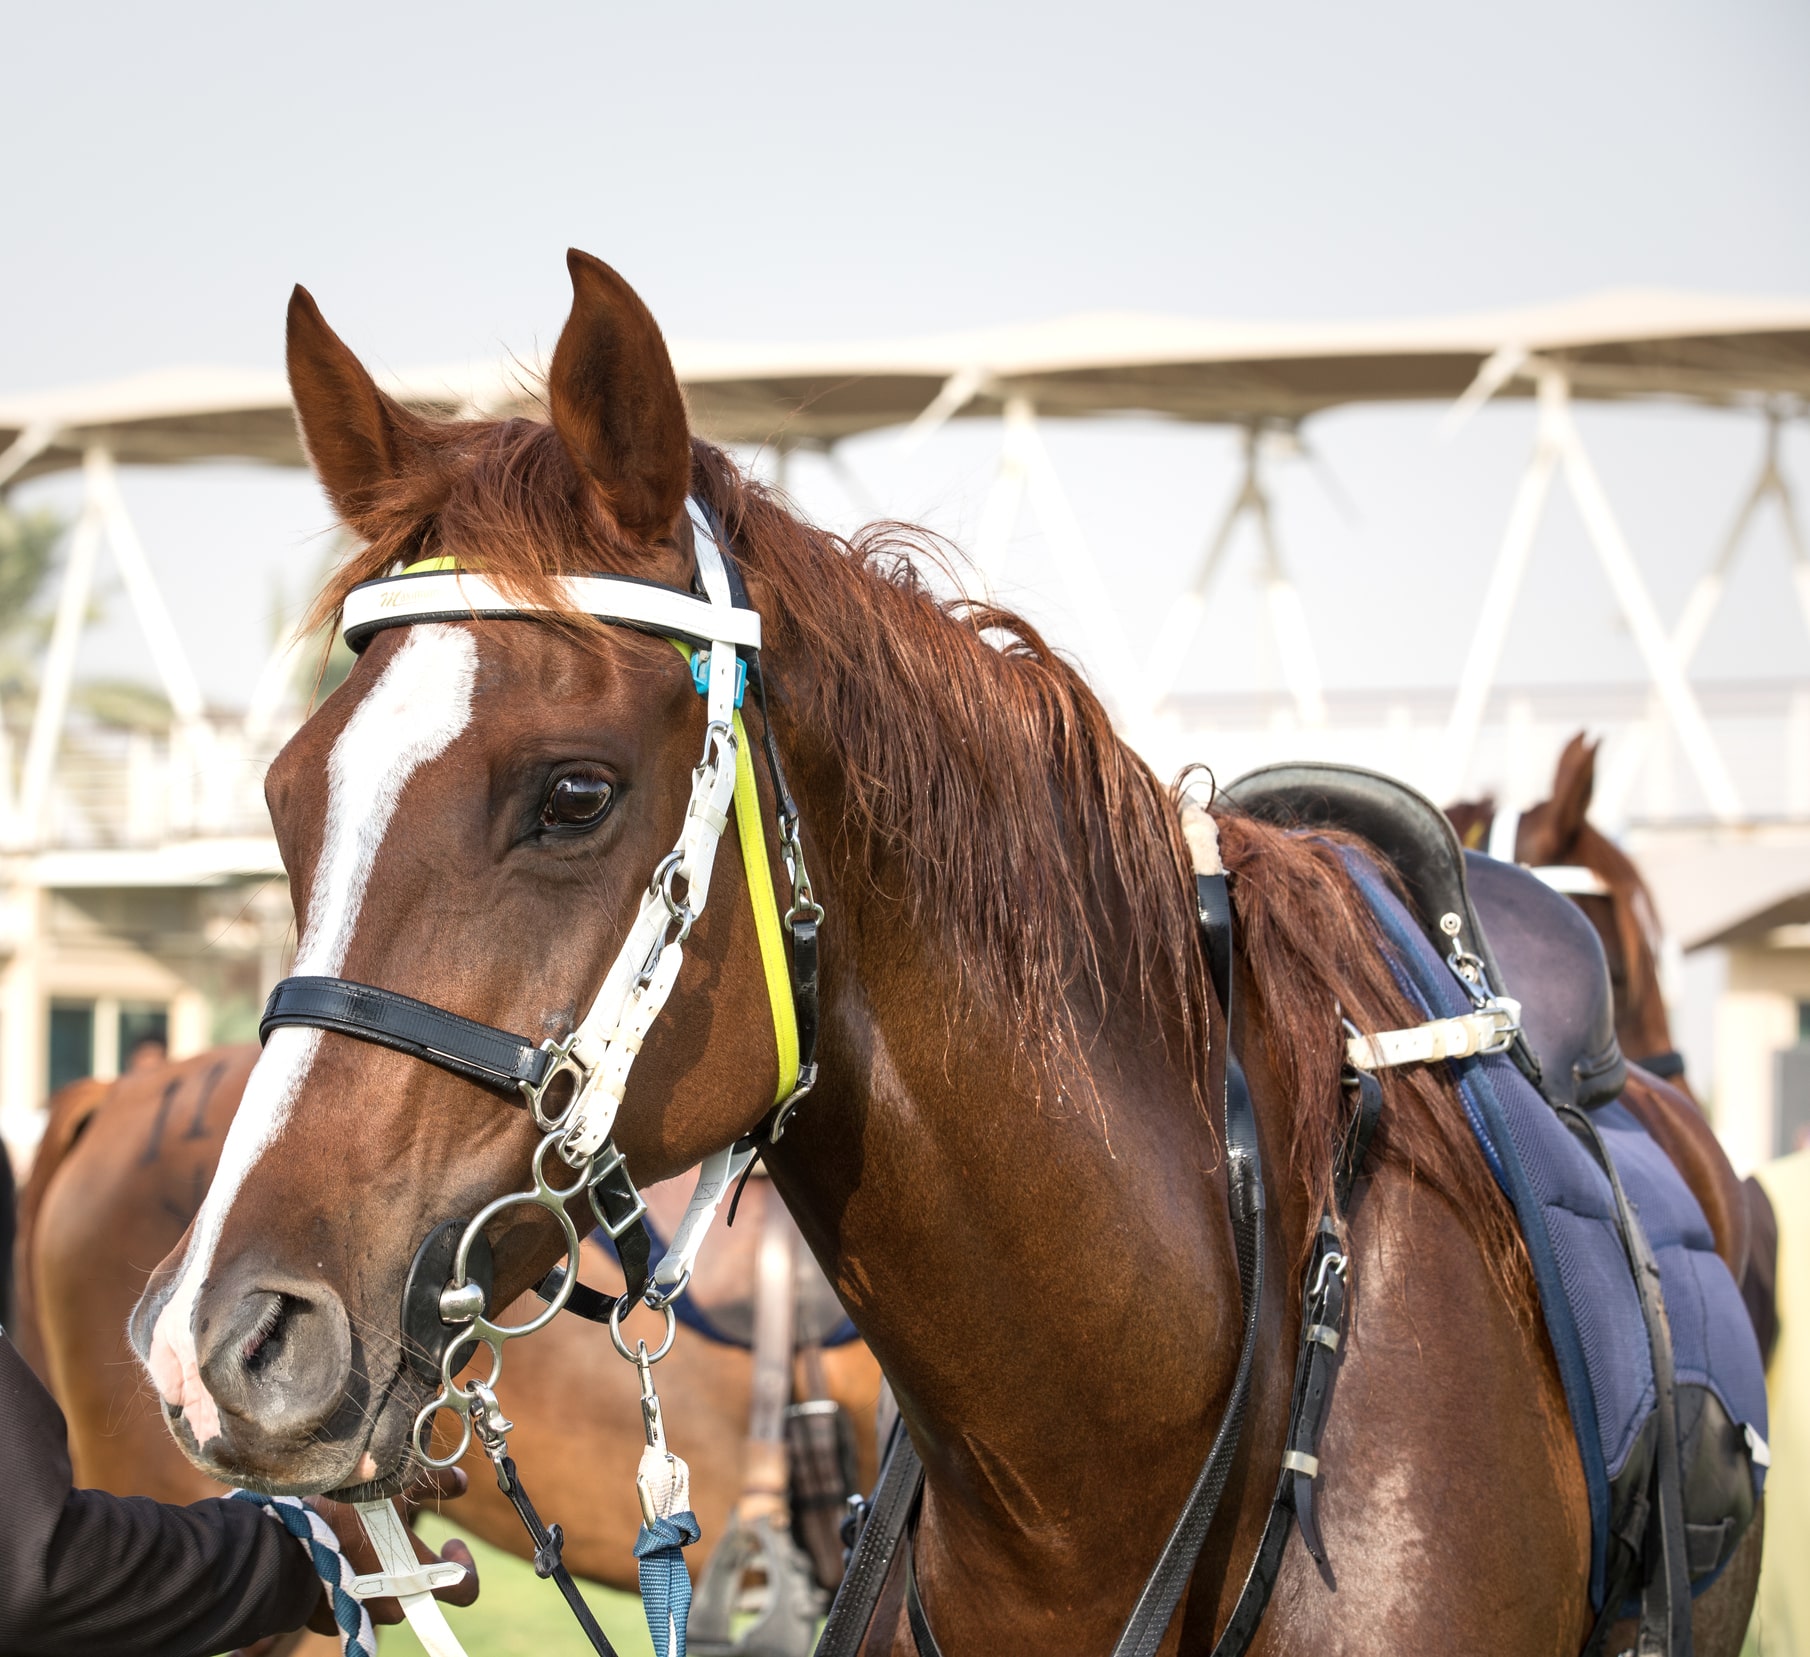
[547,250,691,542]
[286,286,428,525]
[1547,733,1598,849]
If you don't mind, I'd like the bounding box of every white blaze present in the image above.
[146,625,477,1440]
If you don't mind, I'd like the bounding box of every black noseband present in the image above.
[259,976,551,1095]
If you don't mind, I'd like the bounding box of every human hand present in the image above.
[303,1465,481,1631]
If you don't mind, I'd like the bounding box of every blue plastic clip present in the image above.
[689,650,747,708]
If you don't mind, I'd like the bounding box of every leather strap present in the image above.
[870,871,1272,1657]
[1561,1106,1691,1657]
[492,1452,621,1656]
[1210,1067,1380,1656]
[904,1483,947,1657]
[260,976,551,1095]
[816,1416,925,1657]
[532,1266,625,1327]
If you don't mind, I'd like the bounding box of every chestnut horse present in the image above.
[130,253,1760,1654]
[17,1049,879,1592]
[1448,734,1781,1362]
[1449,733,1676,1074]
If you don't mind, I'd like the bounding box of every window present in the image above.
[119,1003,169,1072]
[1778,1001,1810,1156]
[48,1001,94,1095]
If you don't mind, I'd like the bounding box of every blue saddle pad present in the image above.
[1339,849,1768,1607]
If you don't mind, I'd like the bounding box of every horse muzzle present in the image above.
[141,1261,400,1492]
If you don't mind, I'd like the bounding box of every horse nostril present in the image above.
[196,1279,353,1437]
[238,1293,287,1372]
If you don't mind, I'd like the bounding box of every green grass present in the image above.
[378,1515,654,1657]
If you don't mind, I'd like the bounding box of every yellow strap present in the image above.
[732,708,801,1104]
[401,556,461,574]
[670,643,800,1104]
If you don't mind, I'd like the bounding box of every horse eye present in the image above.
[541,771,615,830]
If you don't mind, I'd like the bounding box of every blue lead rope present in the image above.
[634,1510,702,1657]
[228,1489,374,1657]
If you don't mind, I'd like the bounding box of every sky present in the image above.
[4,0,1809,722]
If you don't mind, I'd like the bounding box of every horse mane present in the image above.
[304,417,1526,1297]
[1213,812,1530,1302]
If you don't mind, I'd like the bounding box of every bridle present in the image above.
[256,497,820,1655]
[1485,804,1612,898]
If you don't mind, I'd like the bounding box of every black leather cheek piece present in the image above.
[402,1218,495,1384]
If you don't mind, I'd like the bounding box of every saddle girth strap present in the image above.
[1105,871,1266,1657]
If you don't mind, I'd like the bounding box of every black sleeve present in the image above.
[0,1332,324,1657]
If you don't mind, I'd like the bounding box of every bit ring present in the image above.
[609,1298,677,1364]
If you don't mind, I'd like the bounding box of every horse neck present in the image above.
[760,710,1246,1550]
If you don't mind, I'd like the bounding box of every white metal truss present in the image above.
[9,444,216,848]
[1436,367,1744,821]
[1593,408,1809,825]
[1144,420,1328,734]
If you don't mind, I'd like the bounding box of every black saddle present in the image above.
[1222,761,1625,1110]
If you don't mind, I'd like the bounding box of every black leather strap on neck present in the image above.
[260,976,552,1095]
[816,1417,925,1657]
[1209,1067,1382,1656]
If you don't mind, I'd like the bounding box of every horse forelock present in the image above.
[305,422,1213,1117]
[145,625,478,1426]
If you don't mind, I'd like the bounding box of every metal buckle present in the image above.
[521,1034,587,1133]
[1474,997,1523,1055]
[1310,1249,1349,1298]
[768,1061,820,1143]
[587,1144,650,1241]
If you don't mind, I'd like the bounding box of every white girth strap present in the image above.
[1345,1000,1522,1071]
[557,503,744,1164]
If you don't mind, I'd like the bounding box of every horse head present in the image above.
[130,252,792,1494]
[1514,733,1679,1072]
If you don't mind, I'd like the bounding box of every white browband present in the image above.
[341,568,762,653]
